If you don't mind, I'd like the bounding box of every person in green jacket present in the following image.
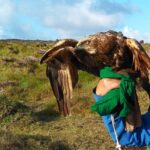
[92,67,150,148]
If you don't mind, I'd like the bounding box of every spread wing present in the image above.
[126,38,150,78]
[40,39,78,64]
[45,47,78,116]
[41,44,79,88]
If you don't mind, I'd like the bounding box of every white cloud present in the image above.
[0,0,141,40]
[122,26,150,43]
[40,0,133,38]
[0,0,14,25]
[0,0,15,39]
[16,0,136,39]
[123,26,140,38]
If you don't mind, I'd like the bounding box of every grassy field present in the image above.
[0,40,150,150]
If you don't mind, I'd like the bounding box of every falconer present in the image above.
[91,67,150,149]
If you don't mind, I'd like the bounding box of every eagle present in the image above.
[40,30,150,116]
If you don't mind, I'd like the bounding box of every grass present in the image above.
[143,43,150,52]
[0,40,149,150]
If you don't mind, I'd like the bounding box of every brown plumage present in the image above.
[75,31,150,77]
[40,39,78,64]
[40,30,150,116]
[45,48,78,116]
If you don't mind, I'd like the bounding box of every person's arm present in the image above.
[94,78,126,144]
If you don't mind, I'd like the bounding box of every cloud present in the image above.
[122,26,150,43]
[0,0,140,39]
[38,0,137,38]
[0,0,15,39]
[0,0,14,25]
[8,22,55,40]
[123,26,140,38]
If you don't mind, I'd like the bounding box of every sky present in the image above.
[0,0,150,42]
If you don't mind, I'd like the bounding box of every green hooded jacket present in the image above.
[91,67,135,117]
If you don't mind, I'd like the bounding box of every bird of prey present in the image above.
[40,30,150,116]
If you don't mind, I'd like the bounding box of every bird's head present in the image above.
[75,32,118,56]
[76,36,97,54]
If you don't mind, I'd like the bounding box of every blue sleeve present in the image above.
[101,108,150,147]
[93,90,150,147]
[101,115,129,143]
[93,91,128,143]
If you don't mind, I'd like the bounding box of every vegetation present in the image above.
[0,40,149,150]
[143,43,150,52]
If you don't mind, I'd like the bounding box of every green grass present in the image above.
[143,43,150,52]
[0,40,149,150]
